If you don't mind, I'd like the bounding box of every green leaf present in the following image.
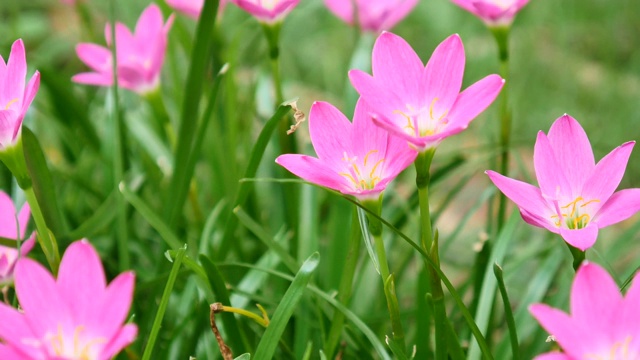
[22,126,67,239]
[119,183,182,250]
[200,254,249,354]
[234,354,251,360]
[494,263,519,360]
[164,0,220,227]
[66,190,117,240]
[141,245,187,360]
[253,252,320,360]
[386,336,410,360]
[217,102,294,260]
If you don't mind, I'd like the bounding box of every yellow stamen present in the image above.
[339,172,358,186]
[393,110,415,132]
[363,150,378,167]
[4,98,18,110]
[369,159,384,179]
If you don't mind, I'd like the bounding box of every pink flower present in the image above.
[486,115,640,251]
[73,4,174,94]
[0,39,41,149]
[349,32,504,151]
[230,0,299,23]
[324,0,418,33]
[276,100,417,200]
[451,0,529,26]
[0,240,137,359]
[166,0,228,19]
[530,262,640,359]
[0,191,34,285]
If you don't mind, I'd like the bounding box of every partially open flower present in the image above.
[230,0,299,23]
[451,0,529,27]
[324,0,418,33]
[0,191,34,285]
[166,0,228,19]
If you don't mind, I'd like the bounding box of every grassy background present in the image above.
[1,0,640,358]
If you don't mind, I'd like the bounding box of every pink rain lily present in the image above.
[73,4,174,94]
[530,262,640,359]
[349,32,504,151]
[0,191,34,285]
[166,0,228,19]
[451,0,529,27]
[276,100,417,200]
[486,115,640,251]
[324,0,418,33]
[0,240,137,359]
[0,39,41,150]
[230,0,299,23]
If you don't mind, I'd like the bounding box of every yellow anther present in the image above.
[363,150,378,167]
[369,159,384,179]
[4,98,18,110]
[429,98,439,120]
[339,172,358,186]
[393,110,415,132]
[581,199,601,207]
[561,196,583,217]
[352,163,362,177]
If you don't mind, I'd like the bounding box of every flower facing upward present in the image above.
[451,0,529,27]
[0,191,34,285]
[73,4,174,94]
[487,115,640,251]
[166,0,228,19]
[0,240,137,359]
[324,0,418,33]
[276,100,417,200]
[349,32,504,151]
[530,262,640,359]
[230,0,299,23]
[0,39,40,150]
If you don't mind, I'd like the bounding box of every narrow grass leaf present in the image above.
[494,263,519,360]
[141,245,187,360]
[218,102,294,260]
[253,252,320,360]
[22,126,67,238]
[386,336,409,360]
[67,190,116,240]
[119,183,182,249]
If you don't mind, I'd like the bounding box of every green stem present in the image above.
[566,242,586,271]
[109,0,129,271]
[415,149,447,360]
[324,207,361,358]
[24,186,60,273]
[361,198,405,353]
[491,25,511,233]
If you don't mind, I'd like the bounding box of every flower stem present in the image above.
[324,206,361,358]
[415,149,447,360]
[361,198,406,353]
[24,186,60,273]
[566,243,586,271]
[143,88,172,144]
[491,25,512,233]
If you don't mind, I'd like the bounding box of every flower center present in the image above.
[394,98,449,138]
[339,150,385,192]
[259,0,278,10]
[550,196,600,229]
[584,336,636,360]
[46,325,106,360]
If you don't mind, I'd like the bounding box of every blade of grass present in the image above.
[217,102,293,261]
[119,182,182,249]
[253,252,320,360]
[494,263,519,360]
[164,0,220,228]
[141,245,187,360]
[66,190,116,240]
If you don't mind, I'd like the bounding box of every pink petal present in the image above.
[546,115,595,191]
[3,39,26,107]
[376,0,419,32]
[324,0,353,24]
[16,201,30,240]
[529,304,593,357]
[349,70,405,123]
[72,72,113,87]
[372,32,423,104]
[0,303,34,352]
[486,170,553,225]
[275,154,351,193]
[570,262,622,331]
[593,188,640,228]
[19,71,39,135]
[446,74,504,130]
[167,0,204,18]
[135,4,164,48]
[102,323,138,359]
[450,0,477,15]
[0,344,30,359]
[75,43,111,73]
[533,353,572,360]
[0,109,18,147]
[308,101,353,168]
[14,258,73,333]
[0,191,17,239]
[581,141,635,205]
[520,208,559,233]
[559,225,598,251]
[615,268,640,340]
[533,131,571,199]
[57,240,107,324]
[420,34,465,115]
[94,272,135,340]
